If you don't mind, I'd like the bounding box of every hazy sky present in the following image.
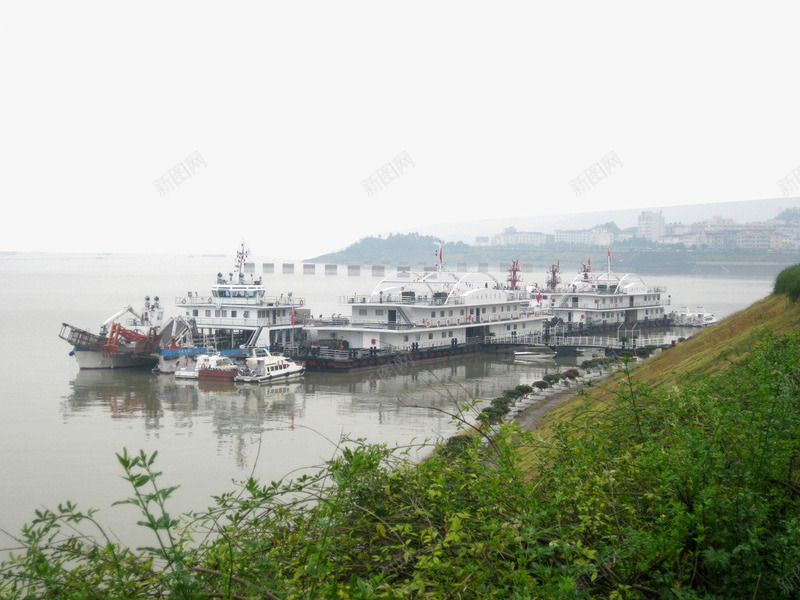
[3,2,800,259]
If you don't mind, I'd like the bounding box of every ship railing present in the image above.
[483,331,667,349]
[192,316,304,328]
[306,316,352,327]
[308,310,549,330]
[59,323,106,350]
[340,294,465,306]
[565,298,671,311]
[552,286,669,296]
[175,294,307,308]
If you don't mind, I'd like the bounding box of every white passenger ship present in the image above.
[158,245,308,373]
[302,256,549,371]
[528,253,672,333]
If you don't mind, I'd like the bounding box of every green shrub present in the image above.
[6,330,800,598]
[774,263,800,301]
[514,384,533,396]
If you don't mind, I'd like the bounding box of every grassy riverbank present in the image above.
[3,278,800,598]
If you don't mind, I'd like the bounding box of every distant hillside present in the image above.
[306,233,473,266]
[306,232,797,279]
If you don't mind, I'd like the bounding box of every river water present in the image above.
[0,252,776,553]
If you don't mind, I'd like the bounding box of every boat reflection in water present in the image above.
[63,353,576,469]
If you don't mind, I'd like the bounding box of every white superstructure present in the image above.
[528,255,671,331]
[171,244,308,353]
[309,267,549,352]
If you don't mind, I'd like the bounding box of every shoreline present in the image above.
[512,367,618,431]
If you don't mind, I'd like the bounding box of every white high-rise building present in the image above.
[638,211,665,242]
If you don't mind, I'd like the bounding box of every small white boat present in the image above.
[235,348,305,384]
[514,348,556,361]
[672,306,719,327]
[197,354,239,382]
[173,354,208,380]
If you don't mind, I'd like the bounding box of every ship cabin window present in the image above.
[448,331,453,337]
[404,335,409,342]
[205,310,211,317]
[492,307,496,313]
[359,309,367,316]
[440,311,445,318]
[428,333,433,340]
[482,308,487,314]
[441,332,447,338]
[415,334,420,341]
[375,309,384,316]
[231,311,237,318]
[431,311,436,318]
[222,310,228,317]
[192,310,198,317]
[460,309,465,315]
[215,310,221,317]
[243,311,249,318]
[469,308,474,315]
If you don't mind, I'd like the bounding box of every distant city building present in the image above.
[553,227,614,246]
[637,211,665,242]
[491,228,547,246]
[735,228,789,251]
[474,206,800,251]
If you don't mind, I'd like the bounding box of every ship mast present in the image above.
[506,259,522,290]
[434,239,443,272]
[235,242,249,282]
[545,260,561,291]
[581,257,591,281]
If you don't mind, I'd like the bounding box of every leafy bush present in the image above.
[6,330,800,598]
[542,373,561,385]
[514,384,533,396]
[774,263,800,301]
[562,368,580,380]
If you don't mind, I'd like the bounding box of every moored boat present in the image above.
[234,348,305,383]
[197,354,239,382]
[299,247,549,371]
[59,297,164,369]
[170,243,308,358]
[172,353,209,380]
[671,306,719,327]
[527,252,672,335]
